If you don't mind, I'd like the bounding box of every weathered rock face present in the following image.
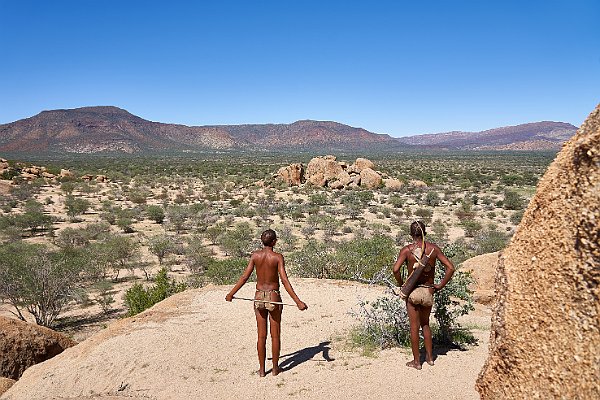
[476,104,600,399]
[59,169,73,178]
[352,157,375,172]
[307,172,326,187]
[359,167,382,189]
[0,316,76,380]
[383,178,403,190]
[0,377,15,396]
[306,156,344,181]
[276,163,304,186]
[408,179,427,187]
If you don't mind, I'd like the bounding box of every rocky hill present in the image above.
[0,107,401,154]
[396,121,577,150]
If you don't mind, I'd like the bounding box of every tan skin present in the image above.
[392,235,454,370]
[226,239,307,377]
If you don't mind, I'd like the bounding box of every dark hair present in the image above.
[410,221,426,238]
[261,229,277,246]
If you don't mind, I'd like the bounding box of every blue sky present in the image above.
[0,1,598,137]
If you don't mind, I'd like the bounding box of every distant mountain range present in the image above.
[395,121,577,150]
[0,106,577,154]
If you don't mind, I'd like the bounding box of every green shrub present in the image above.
[503,190,525,210]
[124,267,187,316]
[204,258,249,285]
[433,243,475,344]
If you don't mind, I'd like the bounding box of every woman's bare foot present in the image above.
[406,360,422,370]
[426,355,434,366]
[258,369,266,377]
[272,365,280,376]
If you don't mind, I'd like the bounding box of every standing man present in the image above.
[392,221,455,370]
[226,229,308,377]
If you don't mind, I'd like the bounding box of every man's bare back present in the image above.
[226,229,307,377]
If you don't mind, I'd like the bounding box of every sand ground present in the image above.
[2,279,490,400]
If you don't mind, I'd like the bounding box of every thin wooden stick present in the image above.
[233,296,296,307]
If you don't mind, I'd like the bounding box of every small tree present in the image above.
[184,236,213,274]
[147,234,177,265]
[0,242,87,327]
[64,195,90,221]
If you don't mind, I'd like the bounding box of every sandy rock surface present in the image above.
[2,279,489,400]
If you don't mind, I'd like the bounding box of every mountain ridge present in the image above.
[0,106,577,153]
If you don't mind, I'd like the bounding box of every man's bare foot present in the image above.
[258,370,266,377]
[272,366,280,376]
[406,360,422,370]
[426,357,434,366]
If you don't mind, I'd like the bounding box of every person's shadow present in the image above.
[268,341,335,373]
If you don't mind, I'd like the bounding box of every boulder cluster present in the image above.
[0,158,107,183]
[276,155,404,190]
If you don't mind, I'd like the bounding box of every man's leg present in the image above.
[269,306,282,376]
[406,300,422,370]
[420,305,434,365]
[255,308,269,377]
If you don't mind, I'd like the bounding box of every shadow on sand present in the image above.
[268,341,335,373]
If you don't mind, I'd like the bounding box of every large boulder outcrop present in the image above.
[476,105,600,399]
[276,163,304,186]
[0,316,76,380]
[359,168,382,189]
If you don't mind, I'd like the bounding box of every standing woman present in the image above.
[392,221,455,369]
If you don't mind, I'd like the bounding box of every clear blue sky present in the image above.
[0,1,598,136]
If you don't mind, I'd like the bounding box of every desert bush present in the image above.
[335,235,396,281]
[289,240,334,279]
[425,191,441,206]
[351,295,411,350]
[274,225,299,252]
[414,207,433,224]
[13,201,53,236]
[54,227,90,248]
[502,190,525,210]
[124,267,187,316]
[473,225,510,254]
[146,205,165,224]
[219,222,255,257]
[460,219,483,237]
